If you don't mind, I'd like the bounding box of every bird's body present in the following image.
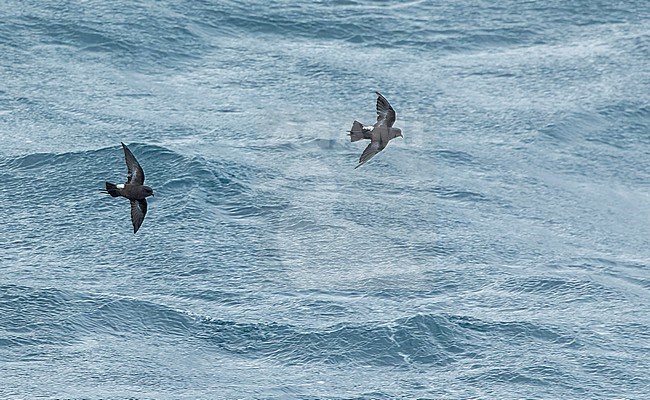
[105,143,154,234]
[348,92,403,169]
[106,183,152,200]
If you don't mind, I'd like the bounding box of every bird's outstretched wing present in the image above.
[355,140,380,169]
[122,142,145,185]
[130,199,148,234]
[375,92,396,128]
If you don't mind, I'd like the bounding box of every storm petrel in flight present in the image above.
[348,92,403,169]
[105,142,154,234]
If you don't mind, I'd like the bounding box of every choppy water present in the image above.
[1,1,650,398]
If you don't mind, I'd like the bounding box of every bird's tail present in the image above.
[348,120,366,142]
[105,182,121,197]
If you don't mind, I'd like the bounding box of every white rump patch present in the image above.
[117,184,125,189]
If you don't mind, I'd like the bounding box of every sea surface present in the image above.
[1,1,649,399]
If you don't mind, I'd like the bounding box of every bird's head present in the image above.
[144,186,155,197]
[393,128,403,138]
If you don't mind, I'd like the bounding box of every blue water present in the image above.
[1,0,649,398]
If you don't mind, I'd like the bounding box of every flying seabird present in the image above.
[104,142,154,234]
[348,91,403,169]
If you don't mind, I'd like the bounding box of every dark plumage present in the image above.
[348,92,403,169]
[104,142,154,234]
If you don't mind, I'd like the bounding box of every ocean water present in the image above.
[1,0,649,398]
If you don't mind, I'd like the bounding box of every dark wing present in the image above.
[130,199,148,234]
[375,92,396,128]
[122,142,145,185]
[355,140,380,169]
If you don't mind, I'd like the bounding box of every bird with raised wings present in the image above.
[348,92,403,169]
[104,142,154,234]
